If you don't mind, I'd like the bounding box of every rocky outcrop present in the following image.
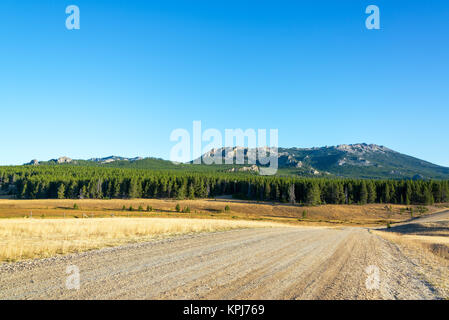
[24,159,39,166]
[56,156,72,164]
[228,165,259,173]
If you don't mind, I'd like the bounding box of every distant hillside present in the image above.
[24,155,234,173]
[198,144,449,180]
[23,143,449,179]
[276,144,449,179]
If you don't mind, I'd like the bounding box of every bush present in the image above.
[302,210,307,219]
[147,205,153,212]
[138,205,144,211]
[73,203,79,210]
[175,204,181,212]
[182,206,191,213]
[129,206,133,211]
[224,205,231,212]
[122,205,126,211]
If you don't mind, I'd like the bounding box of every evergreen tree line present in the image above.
[0,166,448,205]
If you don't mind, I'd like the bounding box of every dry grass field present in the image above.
[0,198,446,226]
[373,214,449,297]
[0,198,446,264]
[0,217,282,262]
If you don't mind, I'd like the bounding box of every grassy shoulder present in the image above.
[373,220,449,298]
[0,217,283,263]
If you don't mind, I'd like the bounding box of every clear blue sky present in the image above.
[0,0,448,166]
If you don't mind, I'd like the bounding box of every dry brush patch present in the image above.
[0,217,282,263]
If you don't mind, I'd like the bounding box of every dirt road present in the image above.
[0,225,442,300]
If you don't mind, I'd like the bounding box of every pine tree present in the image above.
[306,182,321,206]
[367,181,377,204]
[57,183,65,199]
[359,181,368,205]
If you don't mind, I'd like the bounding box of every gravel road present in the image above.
[0,224,442,300]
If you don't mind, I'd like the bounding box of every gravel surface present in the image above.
[0,226,442,300]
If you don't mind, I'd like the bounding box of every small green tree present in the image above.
[147,205,153,212]
[73,203,79,210]
[57,183,65,199]
[138,205,143,211]
[302,210,307,219]
[224,205,231,212]
[122,205,126,211]
[175,203,181,212]
[129,206,134,211]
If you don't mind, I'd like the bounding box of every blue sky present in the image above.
[0,0,448,166]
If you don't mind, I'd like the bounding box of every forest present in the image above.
[0,165,448,205]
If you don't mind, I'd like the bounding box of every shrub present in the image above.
[73,203,79,210]
[122,205,126,211]
[138,205,143,211]
[129,206,133,211]
[147,205,153,212]
[182,206,191,213]
[175,204,181,212]
[302,210,307,219]
[224,205,231,212]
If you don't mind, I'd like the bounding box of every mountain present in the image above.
[198,143,449,179]
[23,143,449,180]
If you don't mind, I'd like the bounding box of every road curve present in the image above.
[0,226,440,300]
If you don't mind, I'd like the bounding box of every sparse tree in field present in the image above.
[182,206,191,213]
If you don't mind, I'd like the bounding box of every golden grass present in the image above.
[0,199,444,226]
[373,226,449,261]
[0,217,282,263]
[373,225,449,297]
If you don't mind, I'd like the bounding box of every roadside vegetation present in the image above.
[0,217,282,262]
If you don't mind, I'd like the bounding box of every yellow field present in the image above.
[0,198,445,226]
[0,217,282,263]
[0,199,446,263]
